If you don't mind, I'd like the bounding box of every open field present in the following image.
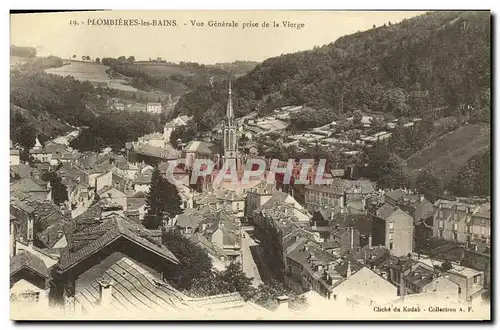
[45,60,138,92]
[117,62,204,77]
[406,123,490,184]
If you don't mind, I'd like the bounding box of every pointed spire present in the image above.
[226,80,233,120]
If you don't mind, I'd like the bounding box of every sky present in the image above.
[10,10,426,64]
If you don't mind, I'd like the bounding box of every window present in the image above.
[473,275,481,285]
[453,212,458,221]
[389,233,393,240]
[389,243,394,250]
[439,210,444,218]
[439,230,444,238]
[453,223,458,231]
[389,222,394,230]
[439,220,444,228]
[453,232,458,241]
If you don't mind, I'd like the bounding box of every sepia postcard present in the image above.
[9,10,491,321]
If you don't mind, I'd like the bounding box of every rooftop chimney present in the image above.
[399,271,406,297]
[97,278,114,307]
[275,295,289,313]
[26,215,34,247]
[350,227,354,250]
[346,261,352,278]
[10,218,17,258]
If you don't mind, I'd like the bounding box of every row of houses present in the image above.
[10,201,270,318]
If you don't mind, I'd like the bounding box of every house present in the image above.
[330,266,398,305]
[471,203,491,248]
[97,186,128,212]
[10,149,20,166]
[146,102,162,114]
[198,211,241,264]
[415,257,485,303]
[70,255,265,318]
[433,199,490,247]
[190,232,229,268]
[370,203,414,257]
[133,170,153,193]
[382,189,434,246]
[304,179,375,212]
[184,141,219,169]
[72,256,193,316]
[215,189,246,219]
[284,238,339,297]
[93,171,113,192]
[125,195,148,222]
[253,190,307,227]
[245,181,277,221]
[10,250,51,310]
[173,211,203,236]
[29,148,52,163]
[402,264,459,297]
[114,102,125,111]
[51,213,180,314]
[11,178,51,202]
[129,144,178,166]
[10,199,68,248]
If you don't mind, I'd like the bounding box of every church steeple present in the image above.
[222,80,238,166]
[226,80,234,123]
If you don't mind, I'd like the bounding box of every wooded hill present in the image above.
[174,11,490,131]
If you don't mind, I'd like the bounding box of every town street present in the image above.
[240,226,263,287]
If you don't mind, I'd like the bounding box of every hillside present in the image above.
[45,60,138,92]
[11,104,73,142]
[174,11,490,131]
[406,124,490,184]
[102,59,241,98]
[211,61,259,77]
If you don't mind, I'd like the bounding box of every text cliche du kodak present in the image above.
[75,18,306,30]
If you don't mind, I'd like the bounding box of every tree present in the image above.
[353,109,363,125]
[14,123,36,162]
[162,229,213,290]
[215,263,255,301]
[43,171,68,206]
[188,262,256,300]
[117,56,127,63]
[127,56,135,63]
[81,56,86,61]
[416,169,442,202]
[252,279,307,311]
[441,260,452,272]
[365,144,409,189]
[95,58,100,64]
[144,168,182,229]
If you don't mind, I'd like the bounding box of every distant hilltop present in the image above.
[10,45,37,58]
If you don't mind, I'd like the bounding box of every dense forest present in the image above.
[174,11,490,131]
[448,149,491,196]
